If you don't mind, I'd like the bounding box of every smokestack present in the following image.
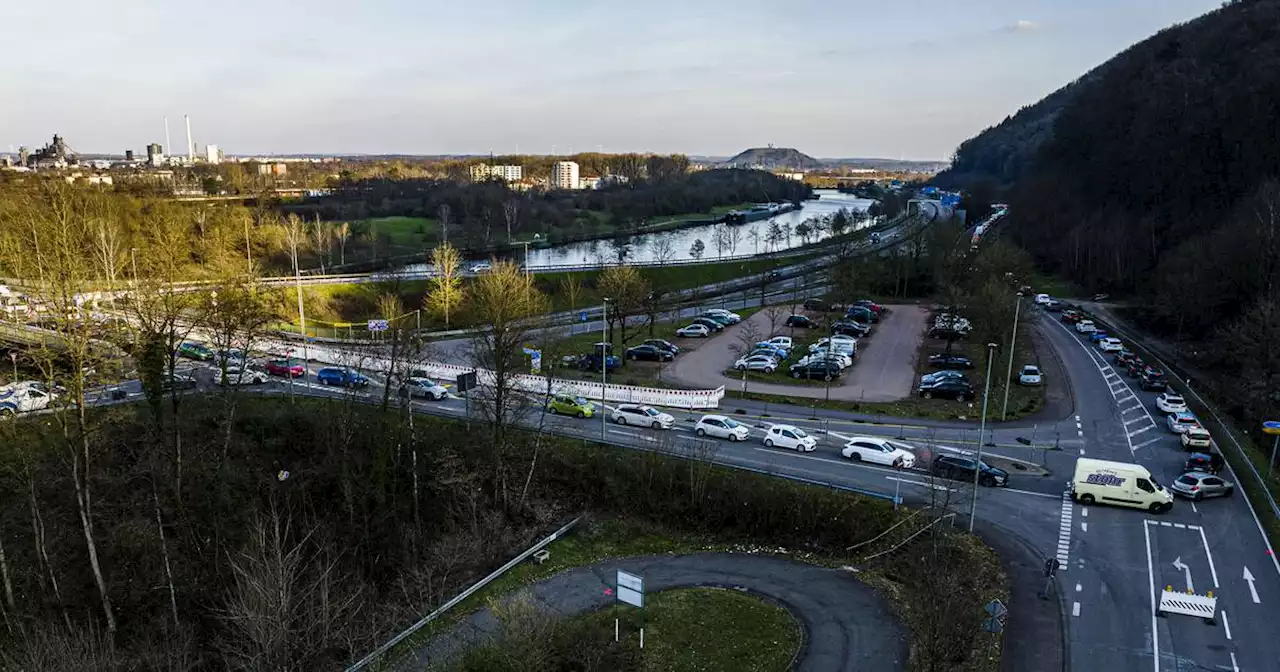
[164,117,171,157]
[185,114,193,162]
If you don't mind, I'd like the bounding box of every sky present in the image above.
[3,0,1223,160]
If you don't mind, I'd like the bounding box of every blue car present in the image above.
[754,342,790,360]
[1088,330,1110,343]
[316,367,370,388]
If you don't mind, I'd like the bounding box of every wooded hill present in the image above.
[935,0,1280,425]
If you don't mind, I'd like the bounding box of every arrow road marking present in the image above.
[1172,556,1194,593]
[1244,566,1261,603]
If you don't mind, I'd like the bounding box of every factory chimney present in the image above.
[185,115,194,163]
[164,117,171,161]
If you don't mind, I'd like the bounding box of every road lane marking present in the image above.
[1231,652,1239,672]
[1081,522,1088,532]
[1161,521,1172,527]
[1132,437,1162,451]
[1221,609,1232,640]
[1072,601,1080,617]
[1120,404,1144,414]
[1197,525,1220,588]
[1002,487,1059,499]
[1243,566,1260,603]
[1075,583,1082,592]
[1056,492,1073,567]
[1128,425,1154,438]
[1142,520,1159,672]
[1190,501,1197,513]
[1124,416,1147,426]
[1082,507,1088,517]
[885,476,954,492]
[1173,523,1186,529]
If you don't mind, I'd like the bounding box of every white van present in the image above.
[1071,457,1173,513]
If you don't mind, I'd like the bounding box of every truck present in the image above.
[0,382,56,416]
[1071,457,1173,513]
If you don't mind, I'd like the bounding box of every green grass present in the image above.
[1027,272,1084,301]
[367,216,438,247]
[580,588,801,672]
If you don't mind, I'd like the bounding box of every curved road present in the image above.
[393,553,908,672]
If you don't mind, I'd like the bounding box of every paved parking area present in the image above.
[664,305,927,402]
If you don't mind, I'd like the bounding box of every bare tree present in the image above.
[502,199,520,242]
[334,222,351,266]
[650,235,677,265]
[311,216,330,274]
[437,203,452,244]
[597,265,650,347]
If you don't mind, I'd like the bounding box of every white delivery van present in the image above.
[1072,457,1173,513]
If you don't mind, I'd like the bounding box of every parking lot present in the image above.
[663,304,927,402]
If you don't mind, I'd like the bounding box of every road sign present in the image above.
[616,570,644,608]
[579,311,589,323]
[1263,420,1280,436]
[456,371,477,393]
[368,319,389,332]
[984,599,1007,619]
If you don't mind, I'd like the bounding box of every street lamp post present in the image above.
[1000,295,1022,421]
[970,342,999,533]
[601,298,612,440]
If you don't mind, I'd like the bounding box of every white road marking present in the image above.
[885,476,954,492]
[1124,416,1147,426]
[1221,608,1232,640]
[1172,556,1194,593]
[1120,404,1144,414]
[1128,425,1154,438]
[1081,522,1088,532]
[1143,520,1159,672]
[1198,525,1220,588]
[1075,583,1082,592]
[1173,523,1186,529]
[1056,491,1073,567]
[1082,507,1088,517]
[1243,566,1260,603]
[1132,437,1163,451]
[1003,487,1059,499]
[1231,652,1239,672]
[1161,521,1172,527]
[1072,601,1080,617]
[1190,501,1198,513]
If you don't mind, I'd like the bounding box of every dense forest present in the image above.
[933,0,1280,427]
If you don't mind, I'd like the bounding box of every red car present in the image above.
[264,358,306,377]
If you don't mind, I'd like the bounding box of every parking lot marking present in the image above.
[1161,521,1173,527]
[1231,651,1239,672]
[1124,416,1147,426]
[1128,425,1154,438]
[1075,583,1082,592]
[1121,404,1144,414]
[1082,507,1088,517]
[1173,523,1186,529]
[1002,487,1059,499]
[1132,437,1163,451]
[1081,521,1088,532]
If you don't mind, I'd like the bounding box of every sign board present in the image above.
[984,599,1008,619]
[1158,589,1216,621]
[1263,420,1280,436]
[530,353,542,374]
[455,371,478,393]
[616,570,644,608]
[367,319,390,332]
[579,311,589,323]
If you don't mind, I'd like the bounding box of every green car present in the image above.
[548,394,595,418]
[177,341,214,361]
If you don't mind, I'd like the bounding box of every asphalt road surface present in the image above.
[399,553,909,672]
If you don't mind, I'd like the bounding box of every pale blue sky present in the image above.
[3,0,1220,159]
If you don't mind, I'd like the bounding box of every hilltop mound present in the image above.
[721,147,823,171]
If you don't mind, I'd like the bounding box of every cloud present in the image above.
[1008,19,1041,33]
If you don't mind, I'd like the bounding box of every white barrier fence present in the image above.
[1157,588,1216,621]
[283,341,725,410]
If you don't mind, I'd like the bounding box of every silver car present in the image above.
[1170,471,1234,500]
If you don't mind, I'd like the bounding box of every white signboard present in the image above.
[368,319,389,332]
[616,570,644,608]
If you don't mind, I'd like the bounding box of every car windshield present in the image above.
[791,428,808,438]
[573,397,590,406]
[1177,475,1199,486]
[723,418,740,429]
[1023,367,1039,374]
[644,407,659,416]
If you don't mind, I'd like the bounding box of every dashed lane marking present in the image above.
[1072,601,1081,617]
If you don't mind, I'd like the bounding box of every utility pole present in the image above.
[1000,296,1022,421]
[601,298,611,440]
[970,342,999,533]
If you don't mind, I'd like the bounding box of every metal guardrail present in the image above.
[345,516,583,672]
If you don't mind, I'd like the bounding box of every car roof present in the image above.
[1173,411,1197,421]
[700,414,728,421]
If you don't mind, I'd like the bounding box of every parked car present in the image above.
[845,306,876,324]
[215,348,247,366]
[548,394,595,418]
[929,325,970,340]
[575,345,622,372]
[625,344,673,362]
[692,317,725,333]
[735,354,779,373]
[704,309,741,324]
[928,353,974,370]
[1181,427,1213,451]
[1114,350,1137,367]
[753,342,791,360]
[1075,320,1097,334]
[1166,411,1201,434]
[217,366,268,386]
[797,351,852,369]
[1018,365,1043,386]
[1170,471,1234,500]
[643,339,680,355]
[1125,358,1147,377]
[1034,293,1051,306]
[918,378,975,401]
[1155,391,1188,415]
[785,314,818,328]
[803,298,834,312]
[932,455,1009,487]
[789,361,842,381]
[853,300,884,315]
[763,336,794,350]
[832,321,871,337]
[808,339,855,358]
[763,424,817,452]
[1098,337,1123,353]
[922,370,967,385]
[316,367,370,388]
[841,437,917,468]
[1184,451,1224,474]
[1045,300,1064,312]
[694,414,750,441]
[611,404,674,429]
[399,377,449,400]
[177,341,214,361]
[264,358,306,378]
[161,372,198,392]
[699,312,736,326]
[1139,370,1168,391]
[676,324,710,338]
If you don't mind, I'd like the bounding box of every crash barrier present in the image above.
[281,341,726,410]
[1157,588,1216,621]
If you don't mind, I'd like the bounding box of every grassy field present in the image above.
[367,216,438,247]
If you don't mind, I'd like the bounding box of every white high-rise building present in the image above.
[551,161,580,190]
[469,164,523,182]
[206,144,222,164]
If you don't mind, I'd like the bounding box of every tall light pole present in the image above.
[970,342,999,533]
[601,298,612,440]
[1000,295,1022,421]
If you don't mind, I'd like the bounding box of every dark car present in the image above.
[1139,370,1168,391]
[160,372,198,392]
[785,314,818,328]
[642,339,680,356]
[918,378,976,401]
[316,367,370,388]
[1045,300,1064,312]
[853,299,885,315]
[928,353,974,370]
[832,321,871,338]
[1114,350,1137,367]
[803,298,834,312]
[789,361,842,381]
[692,317,725,333]
[1125,358,1147,377]
[1062,310,1083,324]
[1184,452,1225,475]
[845,306,876,323]
[921,370,968,384]
[931,455,1009,487]
[625,344,673,362]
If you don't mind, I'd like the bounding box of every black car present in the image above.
[918,378,975,401]
[845,307,876,324]
[1139,370,1168,391]
[832,321,871,338]
[785,314,818,328]
[803,298,834,312]
[643,339,680,356]
[789,361,842,381]
[929,326,969,340]
[692,317,725,332]
[624,344,673,362]
[1184,452,1225,475]
[928,353,974,370]
[160,373,198,392]
[931,455,1009,487]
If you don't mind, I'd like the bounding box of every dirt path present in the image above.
[664,305,927,402]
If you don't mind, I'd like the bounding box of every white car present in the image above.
[734,354,778,373]
[841,436,917,468]
[1181,426,1212,451]
[809,339,855,357]
[763,424,817,452]
[218,366,268,386]
[694,414,751,441]
[1034,293,1051,306]
[400,377,449,400]
[1155,392,1188,415]
[676,324,710,338]
[1166,411,1201,435]
[705,309,742,324]
[797,352,852,369]
[611,404,675,429]
[1075,320,1097,334]
[1018,365,1043,386]
[1098,337,1123,353]
[764,335,793,350]
[468,262,493,273]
